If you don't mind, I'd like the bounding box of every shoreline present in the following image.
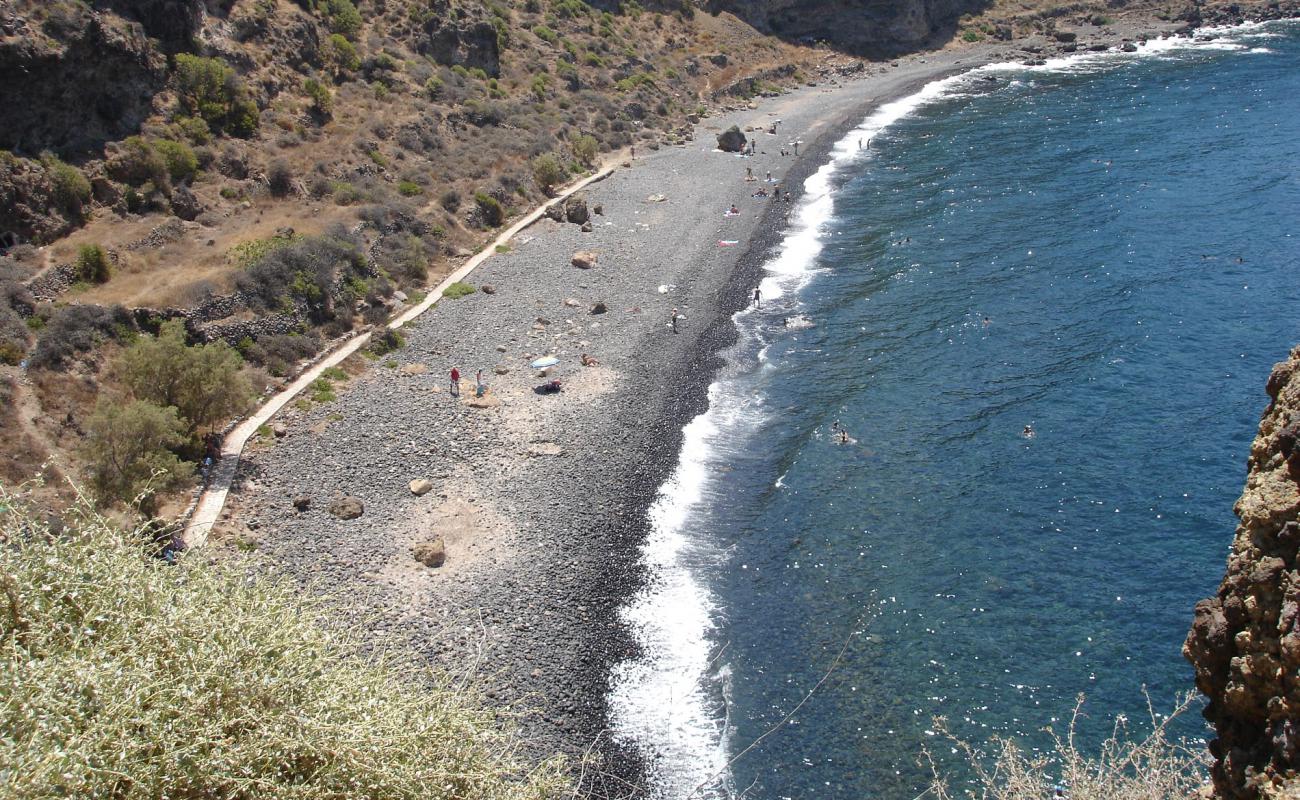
[216,12,1292,796]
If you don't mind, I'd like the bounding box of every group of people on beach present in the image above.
[447,367,487,398]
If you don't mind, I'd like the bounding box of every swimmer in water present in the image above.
[1022,424,1036,439]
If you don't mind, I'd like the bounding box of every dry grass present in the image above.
[0,483,573,799]
[928,694,1209,800]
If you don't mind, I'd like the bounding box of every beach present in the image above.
[215,24,1187,793]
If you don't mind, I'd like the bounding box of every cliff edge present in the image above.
[1187,346,1300,800]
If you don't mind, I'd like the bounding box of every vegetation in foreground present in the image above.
[0,486,570,799]
[928,695,1208,800]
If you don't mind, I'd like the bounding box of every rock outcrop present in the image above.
[706,0,989,54]
[1186,346,1300,800]
[0,5,169,156]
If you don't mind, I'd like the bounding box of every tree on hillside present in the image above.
[82,399,192,512]
[117,319,253,434]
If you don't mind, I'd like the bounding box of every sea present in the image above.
[608,20,1300,800]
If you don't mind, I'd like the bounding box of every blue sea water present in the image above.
[611,21,1300,800]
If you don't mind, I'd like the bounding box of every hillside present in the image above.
[0,0,1282,511]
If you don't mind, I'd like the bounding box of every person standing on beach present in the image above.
[450,366,460,396]
[671,308,680,333]
[753,287,761,308]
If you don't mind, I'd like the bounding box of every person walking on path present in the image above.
[450,366,460,396]
[753,287,761,308]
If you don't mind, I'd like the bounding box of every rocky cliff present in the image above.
[705,0,991,53]
[1187,346,1300,800]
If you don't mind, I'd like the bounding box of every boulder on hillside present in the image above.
[328,496,364,520]
[717,125,747,153]
[564,194,589,224]
[571,251,598,269]
[413,538,446,568]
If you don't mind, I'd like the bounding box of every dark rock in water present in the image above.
[564,195,590,225]
[1186,346,1300,799]
[1121,42,1139,52]
[413,538,446,567]
[717,125,747,153]
[292,494,311,512]
[328,496,364,520]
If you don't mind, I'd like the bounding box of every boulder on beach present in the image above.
[292,494,311,512]
[272,423,288,438]
[409,479,433,496]
[590,301,608,314]
[717,125,747,153]
[580,221,593,232]
[481,284,496,294]
[328,496,364,520]
[564,194,589,224]
[572,251,598,269]
[413,538,446,568]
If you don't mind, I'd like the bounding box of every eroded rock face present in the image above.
[0,10,167,156]
[706,0,985,54]
[417,4,500,77]
[1186,345,1300,800]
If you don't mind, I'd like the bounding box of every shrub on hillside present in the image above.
[0,303,27,365]
[474,192,505,226]
[117,319,253,435]
[75,244,111,284]
[153,139,199,182]
[571,133,599,167]
[322,0,362,39]
[370,327,405,356]
[29,304,136,370]
[531,153,566,194]
[173,54,260,137]
[107,136,170,188]
[267,158,295,197]
[236,232,367,325]
[238,332,321,376]
[41,153,91,220]
[0,491,570,797]
[325,32,360,74]
[81,398,193,511]
[303,78,333,117]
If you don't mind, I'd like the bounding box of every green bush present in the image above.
[174,115,212,144]
[0,490,571,797]
[117,319,253,435]
[41,154,91,219]
[398,180,424,196]
[443,281,476,299]
[571,133,599,166]
[370,328,405,355]
[323,0,362,39]
[533,24,559,43]
[326,32,360,73]
[153,139,198,182]
[28,305,135,370]
[81,398,193,510]
[107,136,169,188]
[474,192,505,226]
[173,54,259,137]
[76,244,111,284]
[424,76,445,99]
[531,153,566,193]
[303,77,334,116]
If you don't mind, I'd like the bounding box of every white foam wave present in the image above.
[607,69,978,800]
